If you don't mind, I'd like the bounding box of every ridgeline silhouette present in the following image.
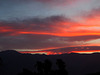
[1,50,100,75]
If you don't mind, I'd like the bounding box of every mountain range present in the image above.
[0,50,100,75]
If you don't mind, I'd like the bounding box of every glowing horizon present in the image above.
[19,50,100,55]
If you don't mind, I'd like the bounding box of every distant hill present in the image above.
[0,50,100,75]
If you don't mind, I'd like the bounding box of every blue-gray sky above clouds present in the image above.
[0,0,100,54]
[1,0,100,20]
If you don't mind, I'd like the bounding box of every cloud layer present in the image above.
[0,15,100,51]
[0,0,100,54]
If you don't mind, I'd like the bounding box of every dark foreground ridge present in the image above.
[0,50,100,75]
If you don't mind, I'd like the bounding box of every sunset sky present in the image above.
[0,0,100,54]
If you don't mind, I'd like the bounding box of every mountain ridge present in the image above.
[0,50,100,75]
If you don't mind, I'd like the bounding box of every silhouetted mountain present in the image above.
[0,50,21,55]
[0,50,100,75]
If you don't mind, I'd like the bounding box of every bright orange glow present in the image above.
[19,31,100,36]
[19,50,100,55]
[0,17,100,37]
[70,50,100,54]
[0,24,100,37]
[19,51,65,55]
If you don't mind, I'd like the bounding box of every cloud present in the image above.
[19,46,100,55]
[1,14,100,37]
[0,34,100,51]
[0,16,73,37]
[0,0,100,54]
[0,15,100,51]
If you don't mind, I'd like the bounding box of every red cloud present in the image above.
[0,15,100,37]
[0,15,100,51]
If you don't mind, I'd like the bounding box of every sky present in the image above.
[0,0,100,54]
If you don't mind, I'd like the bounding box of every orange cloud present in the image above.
[0,15,100,51]
[0,16,100,37]
[70,50,100,54]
